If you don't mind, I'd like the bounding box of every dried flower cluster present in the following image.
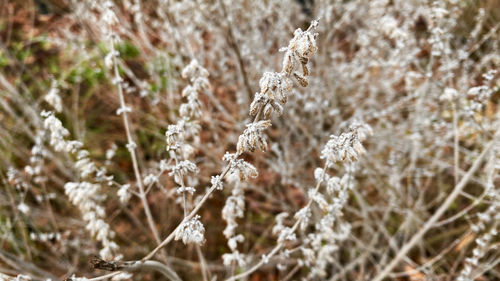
[41,111,117,260]
[174,215,206,245]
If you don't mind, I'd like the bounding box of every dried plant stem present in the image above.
[196,245,210,281]
[110,37,161,245]
[172,156,188,217]
[91,257,181,281]
[372,130,499,281]
[452,101,459,184]
[87,272,122,281]
[282,263,301,281]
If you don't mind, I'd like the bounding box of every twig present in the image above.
[110,35,162,245]
[90,256,181,281]
[217,0,254,104]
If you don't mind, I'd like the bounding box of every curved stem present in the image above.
[91,257,181,281]
[110,37,162,245]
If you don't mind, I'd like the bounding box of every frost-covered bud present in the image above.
[102,1,118,26]
[223,251,246,267]
[327,176,342,195]
[211,175,223,190]
[237,120,272,154]
[227,234,245,251]
[182,59,209,81]
[225,156,258,180]
[277,227,296,243]
[143,173,158,186]
[314,168,329,183]
[117,184,131,204]
[290,21,319,60]
[126,141,137,152]
[261,254,270,264]
[105,144,117,161]
[116,106,132,115]
[193,77,210,92]
[75,157,97,178]
[282,50,295,75]
[280,20,319,76]
[272,212,289,236]
[250,71,291,118]
[259,72,291,104]
[176,186,196,195]
[104,50,119,69]
[180,85,202,119]
[169,160,199,185]
[321,134,356,165]
[165,124,182,151]
[159,159,169,171]
[309,189,329,211]
[293,72,309,87]
[321,123,371,167]
[350,122,373,142]
[175,215,205,245]
[294,206,311,231]
[42,111,72,152]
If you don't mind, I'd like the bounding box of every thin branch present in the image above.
[110,35,162,245]
[90,256,181,281]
